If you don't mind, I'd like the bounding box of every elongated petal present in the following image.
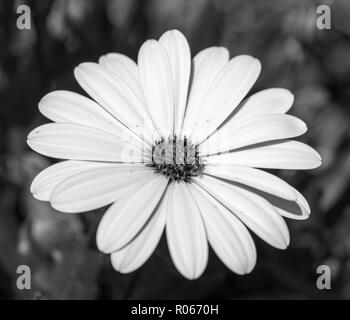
[232,88,294,123]
[204,165,310,220]
[99,53,156,134]
[203,140,322,170]
[166,182,208,279]
[38,90,128,137]
[138,40,174,137]
[96,174,168,253]
[27,123,148,162]
[50,165,153,213]
[191,55,261,143]
[74,62,154,143]
[182,47,229,137]
[110,189,168,273]
[189,183,256,274]
[30,160,124,201]
[201,114,307,155]
[194,175,290,249]
[203,165,296,201]
[99,53,146,106]
[251,186,311,220]
[159,30,191,135]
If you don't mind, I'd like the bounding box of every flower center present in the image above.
[148,135,203,182]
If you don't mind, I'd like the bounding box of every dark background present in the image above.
[0,0,349,299]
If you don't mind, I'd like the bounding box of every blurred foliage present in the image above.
[0,0,349,299]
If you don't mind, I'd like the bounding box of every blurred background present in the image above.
[0,0,349,299]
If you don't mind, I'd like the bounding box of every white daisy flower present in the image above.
[27,29,321,280]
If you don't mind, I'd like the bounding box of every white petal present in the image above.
[232,88,294,123]
[189,183,256,274]
[99,53,146,106]
[74,62,154,143]
[204,165,310,220]
[50,165,153,213]
[27,123,148,162]
[201,114,307,155]
[110,189,168,273]
[166,182,208,279]
[138,40,174,137]
[96,174,168,253]
[182,47,229,137]
[30,160,120,201]
[98,53,157,134]
[203,140,322,170]
[191,55,261,143]
[203,165,296,201]
[159,30,191,135]
[252,186,311,220]
[194,175,290,249]
[38,90,128,137]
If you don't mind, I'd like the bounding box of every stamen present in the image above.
[148,135,203,182]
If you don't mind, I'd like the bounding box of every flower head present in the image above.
[27,30,321,279]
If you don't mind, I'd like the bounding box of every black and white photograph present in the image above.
[0,0,349,307]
